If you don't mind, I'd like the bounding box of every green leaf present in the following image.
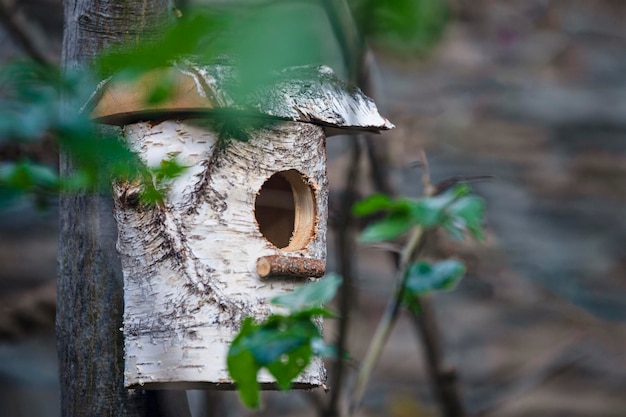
[442,222,465,241]
[24,163,59,188]
[227,315,324,404]
[359,211,414,242]
[355,185,481,240]
[352,193,393,216]
[230,316,320,365]
[311,337,337,358]
[351,0,448,56]
[0,161,59,191]
[404,296,422,316]
[228,348,261,408]
[229,275,341,407]
[354,194,421,242]
[60,172,92,191]
[409,188,460,227]
[266,342,312,391]
[227,5,326,99]
[227,318,262,408]
[0,186,22,208]
[94,10,230,78]
[293,306,338,320]
[404,260,466,298]
[447,195,486,240]
[152,158,188,181]
[145,74,176,105]
[407,185,486,240]
[139,184,164,206]
[271,274,342,311]
[247,328,307,366]
[262,319,319,390]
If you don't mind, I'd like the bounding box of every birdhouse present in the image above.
[89,62,393,389]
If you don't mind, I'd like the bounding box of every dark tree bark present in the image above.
[57,1,173,416]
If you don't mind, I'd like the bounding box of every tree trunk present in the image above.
[57,1,173,416]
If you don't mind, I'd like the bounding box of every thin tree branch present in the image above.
[322,3,466,417]
[349,151,468,417]
[347,154,432,414]
[406,151,466,417]
[321,0,364,83]
[327,136,362,417]
[365,134,395,196]
[321,2,366,416]
[348,223,427,416]
[410,300,465,417]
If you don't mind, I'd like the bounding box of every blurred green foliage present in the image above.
[0,0,450,207]
[96,4,336,102]
[353,184,484,313]
[349,0,448,55]
[402,260,466,314]
[0,2,345,207]
[230,184,485,409]
[354,184,486,243]
[0,0,458,409]
[227,274,341,408]
[0,59,188,207]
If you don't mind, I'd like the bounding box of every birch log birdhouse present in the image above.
[89,62,393,389]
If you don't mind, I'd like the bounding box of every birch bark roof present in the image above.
[89,63,394,133]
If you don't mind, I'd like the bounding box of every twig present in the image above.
[408,151,467,417]
[347,153,432,414]
[322,3,466,416]
[365,133,395,197]
[348,223,426,415]
[327,136,362,417]
[418,149,435,195]
[321,1,366,415]
[410,301,466,417]
[0,0,53,65]
[321,0,363,84]
[349,151,468,417]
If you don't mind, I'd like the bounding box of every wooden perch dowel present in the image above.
[256,255,325,279]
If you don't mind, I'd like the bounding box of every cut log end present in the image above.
[256,255,325,279]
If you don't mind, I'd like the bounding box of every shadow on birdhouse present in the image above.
[89,62,393,389]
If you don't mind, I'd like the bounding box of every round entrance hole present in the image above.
[254,170,316,251]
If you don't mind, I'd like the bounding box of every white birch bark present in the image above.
[113,120,328,389]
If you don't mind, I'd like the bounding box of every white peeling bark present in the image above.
[113,120,328,389]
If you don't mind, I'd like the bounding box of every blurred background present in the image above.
[1,0,626,416]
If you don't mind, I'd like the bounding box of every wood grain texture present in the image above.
[91,68,213,122]
[58,1,173,416]
[256,255,326,279]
